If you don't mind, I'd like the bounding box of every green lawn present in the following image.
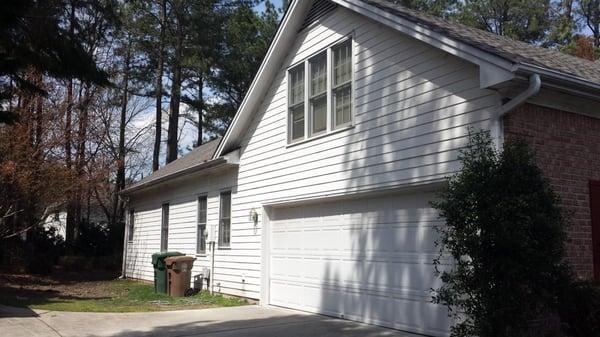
[0,278,248,312]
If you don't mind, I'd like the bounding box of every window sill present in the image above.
[286,124,354,148]
[195,253,207,257]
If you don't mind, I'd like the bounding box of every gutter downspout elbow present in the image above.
[497,74,541,118]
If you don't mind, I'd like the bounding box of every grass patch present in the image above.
[0,279,248,312]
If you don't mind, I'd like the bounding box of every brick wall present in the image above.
[504,103,600,279]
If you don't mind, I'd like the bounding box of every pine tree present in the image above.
[0,0,109,124]
[457,0,556,44]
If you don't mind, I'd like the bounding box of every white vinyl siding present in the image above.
[229,6,498,300]
[125,171,237,283]
[126,6,501,303]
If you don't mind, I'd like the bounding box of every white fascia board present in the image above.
[213,0,313,158]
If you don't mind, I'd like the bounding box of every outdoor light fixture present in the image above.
[249,208,258,225]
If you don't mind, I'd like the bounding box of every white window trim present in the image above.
[128,209,135,243]
[308,51,328,138]
[285,34,355,145]
[218,190,232,249]
[332,39,354,130]
[160,203,169,252]
[287,63,306,144]
[196,195,208,255]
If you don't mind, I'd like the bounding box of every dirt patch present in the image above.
[0,271,120,301]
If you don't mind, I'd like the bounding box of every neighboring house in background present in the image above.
[41,202,108,241]
[42,203,67,239]
[120,0,600,336]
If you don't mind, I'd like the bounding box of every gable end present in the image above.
[299,0,338,31]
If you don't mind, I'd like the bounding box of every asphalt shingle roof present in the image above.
[363,0,600,84]
[124,137,222,193]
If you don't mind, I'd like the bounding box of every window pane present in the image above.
[161,204,169,251]
[289,65,304,106]
[197,197,207,254]
[197,225,205,253]
[220,219,230,245]
[219,192,231,247]
[310,53,327,96]
[198,197,207,224]
[334,40,352,86]
[290,104,304,140]
[128,210,135,242]
[311,96,327,134]
[334,85,352,127]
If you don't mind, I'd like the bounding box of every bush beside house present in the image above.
[432,130,600,337]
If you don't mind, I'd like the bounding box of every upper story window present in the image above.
[287,37,353,144]
[310,52,327,135]
[333,39,352,127]
[289,65,305,142]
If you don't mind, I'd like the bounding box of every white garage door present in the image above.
[268,192,452,336]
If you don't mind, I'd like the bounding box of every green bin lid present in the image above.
[151,251,184,265]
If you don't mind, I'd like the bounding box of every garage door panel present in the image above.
[269,193,451,336]
[272,257,442,294]
[272,223,439,254]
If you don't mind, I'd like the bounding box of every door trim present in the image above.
[260,205,272,306]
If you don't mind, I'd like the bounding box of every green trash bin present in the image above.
[151,251,184,293]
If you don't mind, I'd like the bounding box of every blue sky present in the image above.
[255,0,285,14]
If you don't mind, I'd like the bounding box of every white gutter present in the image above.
[497,74,541,118]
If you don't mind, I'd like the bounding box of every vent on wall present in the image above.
[299,0,338,31]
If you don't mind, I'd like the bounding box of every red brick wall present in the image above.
[503,103,600,279]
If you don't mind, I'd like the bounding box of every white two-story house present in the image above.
[121,1,600,336]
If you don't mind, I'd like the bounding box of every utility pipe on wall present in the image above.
[497,73,541,118]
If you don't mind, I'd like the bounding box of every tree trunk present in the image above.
[75,83,91,230]
[197,76,203,147]
[34,72,43,152]
[112,42,131,228]
[166,10,184,164]
[152,0,167,171]
[65,3,76,245]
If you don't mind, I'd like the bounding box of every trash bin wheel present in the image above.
[184,288,196,297]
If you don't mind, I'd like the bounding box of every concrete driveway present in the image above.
[0,305,424,337]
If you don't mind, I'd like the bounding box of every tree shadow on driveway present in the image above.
[24,306,425,337]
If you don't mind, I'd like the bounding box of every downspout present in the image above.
[209,241,216,294]
[120,196,130,279]
[497,74,541,118]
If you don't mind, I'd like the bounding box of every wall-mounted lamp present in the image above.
[249,208,258,225]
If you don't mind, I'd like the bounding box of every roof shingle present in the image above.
[124,137,222,193]
[363,0,600,84]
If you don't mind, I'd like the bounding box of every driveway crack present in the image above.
[34,312,64,337]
